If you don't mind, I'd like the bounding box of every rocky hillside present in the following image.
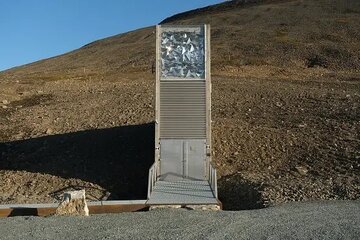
[0,0,359,209]
[2,0,359,80]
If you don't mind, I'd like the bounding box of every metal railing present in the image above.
[208,162,218,198]
[147,162,158,199]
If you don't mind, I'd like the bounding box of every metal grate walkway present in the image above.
[146,180,218,205]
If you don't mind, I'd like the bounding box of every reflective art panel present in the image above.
[160,27,205,79]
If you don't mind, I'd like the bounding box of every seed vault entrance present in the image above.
[147,25,219,206]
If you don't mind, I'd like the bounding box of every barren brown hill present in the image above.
[0,0,359,209]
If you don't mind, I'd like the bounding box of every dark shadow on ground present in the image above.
[0,123,154,201]
[218,173,265,210]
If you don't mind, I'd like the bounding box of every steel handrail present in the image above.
[147,162,158,199]
[208,162,218,198]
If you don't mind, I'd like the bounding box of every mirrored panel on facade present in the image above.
[160,26,205,79]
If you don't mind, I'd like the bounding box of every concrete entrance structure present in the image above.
[147,25,219,206]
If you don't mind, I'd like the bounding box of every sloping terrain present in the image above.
[0,0,359,209]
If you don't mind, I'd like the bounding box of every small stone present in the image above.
[13,132,25,140]
[45,128,53,135]
[2,100,9,105]
[55,189,89,216]
[295,166,308,176]
[2,105,7,109]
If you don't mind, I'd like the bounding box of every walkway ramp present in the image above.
[147,162,219,206]
[147,180,217,205]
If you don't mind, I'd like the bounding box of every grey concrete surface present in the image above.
[0,200,359,240]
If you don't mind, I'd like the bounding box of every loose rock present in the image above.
[295,166,309,176]
[55,189,89,216]
[45,128,53,135]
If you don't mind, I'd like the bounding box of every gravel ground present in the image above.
[0,200,359,240]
